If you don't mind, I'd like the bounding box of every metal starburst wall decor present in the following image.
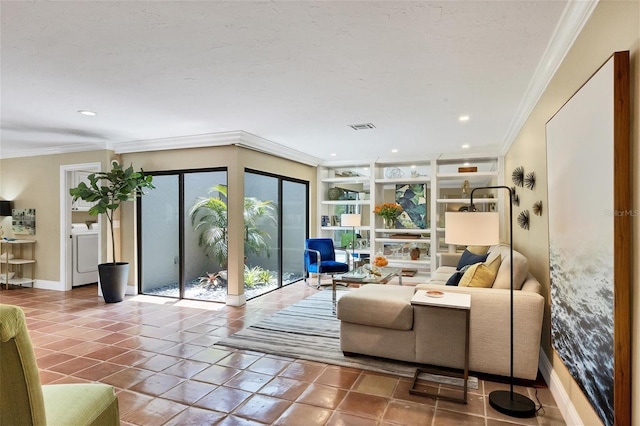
[517,210,530,230]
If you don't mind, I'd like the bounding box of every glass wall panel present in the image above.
[282,180,307,285]
[140,174,179,297]
[140,167,306,303]
[184,171,228,302]
[244,172,279,299]
[140,170,228,302]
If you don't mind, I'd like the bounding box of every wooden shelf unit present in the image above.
[1,239,36,289]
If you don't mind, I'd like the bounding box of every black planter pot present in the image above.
[98,262,129,303]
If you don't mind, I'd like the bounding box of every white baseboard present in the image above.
[539,348,584,425]
[226,294,246,306]
[33,280,63,291]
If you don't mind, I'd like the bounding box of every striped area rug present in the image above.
[216,289,478,388]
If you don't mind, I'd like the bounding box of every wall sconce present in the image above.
[0,201,12,217]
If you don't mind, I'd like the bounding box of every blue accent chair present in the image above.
[304,238,350,288]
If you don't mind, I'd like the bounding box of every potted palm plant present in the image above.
[69,161,154,303]
[188,184,276,287]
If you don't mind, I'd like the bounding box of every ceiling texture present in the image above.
[0,1,596,165]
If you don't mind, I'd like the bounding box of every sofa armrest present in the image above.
[439,253,462,268]
[521,274,541,293]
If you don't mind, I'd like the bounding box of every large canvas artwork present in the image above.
[395,184,426,229]
[546,52,630,426]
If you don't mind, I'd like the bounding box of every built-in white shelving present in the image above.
[317,156,503,271]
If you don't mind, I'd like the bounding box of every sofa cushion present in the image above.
[489,245,529,290]
[459,254,501,288]
[456,249,489,270]
[337,285,415,331]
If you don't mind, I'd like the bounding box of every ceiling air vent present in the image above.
[349,123,376,130]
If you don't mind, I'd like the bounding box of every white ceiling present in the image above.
[1,1,591,165]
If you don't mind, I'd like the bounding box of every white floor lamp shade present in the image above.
[445,212,500,246]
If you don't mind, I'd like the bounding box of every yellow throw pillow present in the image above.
[459,254,501,288]
[466,245,489,255]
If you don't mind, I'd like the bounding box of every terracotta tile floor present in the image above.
[0,282,566,425]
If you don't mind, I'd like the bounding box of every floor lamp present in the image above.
[445,185,536,418]
[341,213,361,268]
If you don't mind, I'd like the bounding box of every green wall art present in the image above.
[395,184,426,229]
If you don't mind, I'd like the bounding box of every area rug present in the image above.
[215,289,478,389]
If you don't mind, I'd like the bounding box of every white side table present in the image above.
[410,290,471,403]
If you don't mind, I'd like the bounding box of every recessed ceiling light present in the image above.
[464,162,470,166]
[391,149,398,153]
[330,153,337,157]
[459,115,470,122]
[78,110,97,116]
[462,144,470,149]
[410,165,416,168]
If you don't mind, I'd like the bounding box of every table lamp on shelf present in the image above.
[341,213,361,266]
[445,185,536,419]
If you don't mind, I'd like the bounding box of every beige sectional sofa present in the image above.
[337,244,545,380]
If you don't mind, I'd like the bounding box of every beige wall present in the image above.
[0,151,114,284]
[505,1,639,424]
[0,146,315,295]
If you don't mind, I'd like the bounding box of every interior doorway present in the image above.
[59,163,101,291]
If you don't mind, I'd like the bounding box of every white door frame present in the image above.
[59,163,101,291]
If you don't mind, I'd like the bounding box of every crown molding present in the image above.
[113,131,242,154]
[233,131,323,166]
[501,0,599,154]
[0,142,111,159]
[114,130,322,166]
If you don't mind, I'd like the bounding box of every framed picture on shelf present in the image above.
[395,184,426,229]
[330,215,339,226]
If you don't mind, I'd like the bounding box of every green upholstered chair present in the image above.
[0,304,120,426]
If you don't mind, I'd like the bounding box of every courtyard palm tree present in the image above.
[188,184,277,270]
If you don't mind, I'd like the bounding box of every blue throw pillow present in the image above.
[446,264,473,286]
[446,271,464,286]
[456,249,489,270]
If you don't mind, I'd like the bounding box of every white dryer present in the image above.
[71,223,98,286]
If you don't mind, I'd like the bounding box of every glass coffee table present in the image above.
[331,267,403,313]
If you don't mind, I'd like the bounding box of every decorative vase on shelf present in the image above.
[384,217,395,229]
[328,187,344,200]
[410,247,421,260]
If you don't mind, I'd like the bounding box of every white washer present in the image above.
[71,223,99,286]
